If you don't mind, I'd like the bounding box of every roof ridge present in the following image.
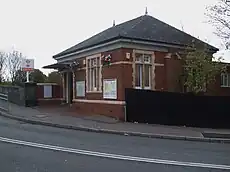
[148,16,205,46]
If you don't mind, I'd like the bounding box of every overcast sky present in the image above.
[0,0,229,74]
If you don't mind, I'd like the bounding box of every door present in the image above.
[66,72,73,104]
[69,72,73,104]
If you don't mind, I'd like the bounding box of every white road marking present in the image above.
[0,136,229,170]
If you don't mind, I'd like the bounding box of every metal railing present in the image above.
[0,93,9,112]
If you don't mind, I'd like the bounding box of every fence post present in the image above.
[0,93,9,112]
[124,105,127,122]
[7,93,10,112]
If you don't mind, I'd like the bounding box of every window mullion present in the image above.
[96,58,99,91]
[142,63,145,89]
[92,67,95,91]
[89,60,92,91]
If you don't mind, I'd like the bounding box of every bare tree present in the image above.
[6,50,23,83]
[0,51,7,82]
[206,0,230,49]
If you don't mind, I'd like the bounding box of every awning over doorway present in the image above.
[43,62,79,70]
[43,63,67,69]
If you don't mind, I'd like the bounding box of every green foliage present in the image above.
[12,69,47,86]
[30,69,47,83]
[184,47,226,93]
[47,71,61,84]
[13,70,26,86]
[0,82,12,86]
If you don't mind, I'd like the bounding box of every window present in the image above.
[221,73,230,87]
[135,53,152,89]
[87,56,101,92]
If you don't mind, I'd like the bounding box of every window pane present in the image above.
[92,59,97,67]
[96,67,100,90]
[88,59,91,67]
[222,74,226,86]
[90,68,94,91]
[223,74,227,86]
[144,65,151,87]
[97,57,100,66]
[135,53,143,62]
[221,74,224,86]
[135,64,142,87]
[88,68,91,91]
[144,54,151,64]
[226,74,230,87]
[91,68,96,90]
[93,68,97,89]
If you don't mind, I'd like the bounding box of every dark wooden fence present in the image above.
[125,88,230,129]
[0,83,37,107]
[0,85,25,106]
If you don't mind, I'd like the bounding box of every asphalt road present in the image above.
[0,116,229,172]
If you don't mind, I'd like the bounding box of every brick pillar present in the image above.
[132,51,135,88]
[152,52,156,90]
[61,73,65,100]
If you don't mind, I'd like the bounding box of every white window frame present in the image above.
[86,54,102,92]
[134,53,152,90]
[221,73,230,87]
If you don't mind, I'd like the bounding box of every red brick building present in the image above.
[44,14,229,120]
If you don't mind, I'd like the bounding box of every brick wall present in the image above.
[36,83,63,106]
[69,47,230,120]
[74,48,133,101]
[207,66,230,96]
[72,48,132,119]
[72,48,186,119]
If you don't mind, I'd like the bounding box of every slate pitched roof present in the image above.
[53,15,218,58]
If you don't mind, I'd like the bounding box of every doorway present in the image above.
[66,72,73,104]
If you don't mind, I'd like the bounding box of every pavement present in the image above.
[0,116,229,172]
[0,103,230,143]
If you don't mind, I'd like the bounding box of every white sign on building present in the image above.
[76,81,85,97]
[21,58,34,71]
[103,79,117,99]
[44,85,52,98]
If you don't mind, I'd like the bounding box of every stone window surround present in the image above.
[132,50,156,90]
[85,53,102,93]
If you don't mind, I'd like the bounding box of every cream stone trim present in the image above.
[99,57,102,91]
[133,49,154,55]
[155,63,164,66]
[86,91,103,93]
[37,83,58,85]
[108,61,163,66]
[77,67,86,71]
[38,98,64,101]
[151,52,156,90]
[110,61,133,65]
[132,50,156,90]
[165,53,172,59]
[73,99,125,105]
[132,51,136,87]
[86,53,101,59]
[66,72,69,103]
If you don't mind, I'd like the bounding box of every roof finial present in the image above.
[145,7,148,15]
[113,20,116,27]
